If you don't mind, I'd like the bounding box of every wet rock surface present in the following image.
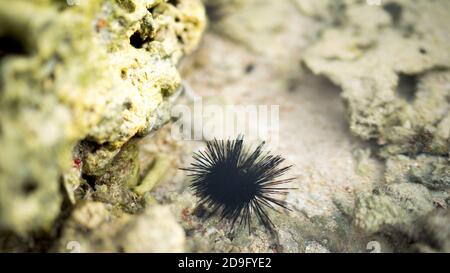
[0,0,205,245]
[1,0,449,253]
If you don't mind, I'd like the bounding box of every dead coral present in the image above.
[0,0,205,236]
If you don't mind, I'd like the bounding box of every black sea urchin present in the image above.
[183,137,295,232]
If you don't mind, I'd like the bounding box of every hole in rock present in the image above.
[397,74,418,102]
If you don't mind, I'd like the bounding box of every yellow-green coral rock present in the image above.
[303,0,450,157]
[0,0,205,234]
[353,183,434,233]
[55,202,184,252]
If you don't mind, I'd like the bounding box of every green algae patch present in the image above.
[0,0,205,236]
[0,0,107,234]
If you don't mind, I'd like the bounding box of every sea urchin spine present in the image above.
[182,136,295,233]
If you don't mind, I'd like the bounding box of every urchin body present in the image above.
[183,137,294,232]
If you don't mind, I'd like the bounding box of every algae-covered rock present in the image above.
[0,0,106,234]
[55,202,184,252]
[300,0,450,248]
[385,155,450,190]
[303,0,450,157]
[208,0,323,78]
[1,0,448,253]
[54,201,120,252]
[87,139,142,214]
[0,0,205,235]
[412,210,450,253]
[117,204,185,252]
[353,183,434,233]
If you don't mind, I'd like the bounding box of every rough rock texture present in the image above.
[385,155,450,191]
[303,0,450,155]
[209,0,321,78]
[301,0,450,247]
[0,0,205,236]
[86,139,142,214]
[1,0,449,253]
[168,0,382,251]
[176,0,450,252]
[353,183,434,233]
[54,202,185,252]
[412,210,450,253]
